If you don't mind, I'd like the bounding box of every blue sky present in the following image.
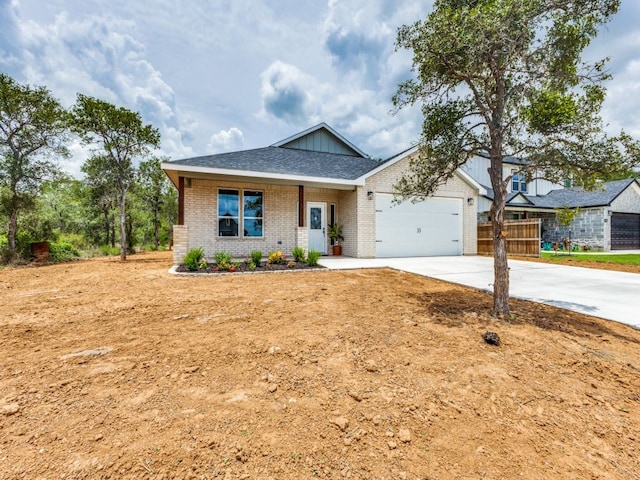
[1,0,639,177]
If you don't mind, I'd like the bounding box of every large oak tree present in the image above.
[393,0,639,316]
[0,74,68,260]
[72,95,160,261]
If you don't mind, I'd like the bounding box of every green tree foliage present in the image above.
[137,156,175,249]
[0,74,69,260]
[393,0,639,316]
[71,95,160,261]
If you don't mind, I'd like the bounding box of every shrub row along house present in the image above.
[162,123,640,264]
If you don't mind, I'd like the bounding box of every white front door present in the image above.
[307,202,327,254]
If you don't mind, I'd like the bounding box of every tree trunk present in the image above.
[119,188,127,261]
[489,160,510,317]
[153,203,160,250]
[7,206,18,260]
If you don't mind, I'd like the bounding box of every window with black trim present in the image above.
[243,190,263,237]
[217,189,263,238]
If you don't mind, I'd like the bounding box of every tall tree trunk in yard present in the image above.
[119,187,127,261]
[490,160,510,317]
[7,207,18,259]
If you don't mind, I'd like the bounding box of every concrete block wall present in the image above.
[362,153,479,255]
[541,208,606,250]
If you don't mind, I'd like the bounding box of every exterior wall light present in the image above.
[367,191,374,200]
[467,197,474,206]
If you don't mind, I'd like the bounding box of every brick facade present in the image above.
[171,153,480,264]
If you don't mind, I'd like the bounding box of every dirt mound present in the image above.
[1,252,639,479]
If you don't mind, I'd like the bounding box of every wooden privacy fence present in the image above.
[477,218,541,257]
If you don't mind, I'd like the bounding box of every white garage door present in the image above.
[376,194,462,257]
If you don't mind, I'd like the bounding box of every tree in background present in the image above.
[71,95,160,261]
[81,155,119,248]
[137,156,174,250]
[0,74,68,260]
[393,0,639,316]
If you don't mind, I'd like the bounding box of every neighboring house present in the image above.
[162,123,485,264]
[461,155,640,250]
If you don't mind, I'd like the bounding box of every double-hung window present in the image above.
[217,189,263,237]
[511,171,527,193]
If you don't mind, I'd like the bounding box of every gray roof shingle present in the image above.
[165,146,382,180]
[508,178,638,209]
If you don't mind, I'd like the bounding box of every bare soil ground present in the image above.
[1,251,639,480]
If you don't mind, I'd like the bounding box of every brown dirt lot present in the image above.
[1,251,639,480]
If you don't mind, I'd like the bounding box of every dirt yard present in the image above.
[1,252,639,480]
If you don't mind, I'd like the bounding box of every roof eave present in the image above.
[161,162,364,190]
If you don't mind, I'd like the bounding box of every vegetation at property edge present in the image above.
[541,252,640,266]
[1,74,176,264]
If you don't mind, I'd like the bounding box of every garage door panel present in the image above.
[376,194,462,257]
[611,213,640,250]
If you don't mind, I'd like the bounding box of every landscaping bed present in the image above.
[175,259,324,274]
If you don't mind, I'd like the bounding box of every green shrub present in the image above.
[99,245,121,256]
[49,242,80,262]
[214,251,233,266]
[184,247,205,271]
[306,249,321,267]
[291,246,305,262]
[250,250,262,265]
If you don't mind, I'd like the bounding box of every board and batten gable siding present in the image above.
[279,129,360,156]
[360,152,478,256]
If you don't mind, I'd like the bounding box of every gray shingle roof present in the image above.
[165,146,382,180]
[509,178,638,209]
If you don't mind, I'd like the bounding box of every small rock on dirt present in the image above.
[268,346,282,354]
[387,440,397,450]
[398,429,411,443]
[365,360,378,372]
[1,403,20,415]
[268,384,278,393]
[331,416,349,432]
[483,331,501,346]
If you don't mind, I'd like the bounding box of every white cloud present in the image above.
[207,127,245,153]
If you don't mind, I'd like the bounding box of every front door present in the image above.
[307,202,327,254]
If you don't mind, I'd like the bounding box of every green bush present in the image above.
[49,242,80,262]
[250,250,262,265]
[291,246,305,262]
[184,247,205,271]
[306,249,321,267]
[214,251,233,266]
[99,245,121,256]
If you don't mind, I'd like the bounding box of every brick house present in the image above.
[162,123,484,264]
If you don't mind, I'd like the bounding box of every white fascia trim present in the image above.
[161,162,364,187]
[358,145,419,181]
[357,145,487,196]
[456,168,487,196]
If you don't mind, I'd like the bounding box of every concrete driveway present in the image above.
[319,256,639,329]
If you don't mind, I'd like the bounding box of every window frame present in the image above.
[242,189,264,238]
[216,188,264,239]
[511,170,528,193]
